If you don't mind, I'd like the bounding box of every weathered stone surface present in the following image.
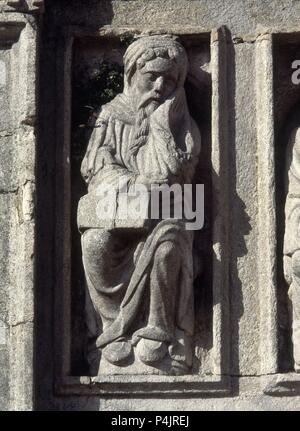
[32,0,300,410]
[78,35,201,376]
[283,127,300,372]
[0,8,37,411]
[2,0,300,411]
[0,194,15,411]
[228,42,260,376]
[4,0,44,13]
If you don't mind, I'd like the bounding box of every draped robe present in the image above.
[79,90,201,367]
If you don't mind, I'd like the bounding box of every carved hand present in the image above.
[150,87,187,132]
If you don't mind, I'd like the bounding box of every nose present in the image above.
[154,76,164,93]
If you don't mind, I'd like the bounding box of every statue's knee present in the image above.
[81,229,111,257]
[156,240,178,263]
[82,229,97,253]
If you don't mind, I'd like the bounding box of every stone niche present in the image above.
[274,33,300,374]
[0,9,39,411]
[47,26,233,397]
[259,32,300,395]
[71,34,214,378]
[14,0,300,412]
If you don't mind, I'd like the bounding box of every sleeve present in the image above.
[78,113,143,231]
[81,110,136,192]
[80,117,109,184]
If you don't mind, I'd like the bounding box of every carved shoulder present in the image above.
[80,115,112,183]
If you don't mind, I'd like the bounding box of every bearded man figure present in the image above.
[78,35,201,375]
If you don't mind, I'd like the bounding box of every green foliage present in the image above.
[72,61,124,161]
[120,33,135,48]
[73,61,124,127]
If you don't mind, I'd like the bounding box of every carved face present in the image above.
[132,57,179,110]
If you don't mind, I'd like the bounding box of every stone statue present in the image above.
[78,35,201,375]
[284,127,300,373]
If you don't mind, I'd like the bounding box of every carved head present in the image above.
[123,35,188,111]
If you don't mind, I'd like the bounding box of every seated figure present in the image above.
[78,35,201,375]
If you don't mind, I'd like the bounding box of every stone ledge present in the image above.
[56,375,231,396]
[263,373,300,396]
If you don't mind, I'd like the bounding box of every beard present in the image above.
[129,100,158,156]
[144,100,160,115]
[138,91,162,113]
[129,92,167,157]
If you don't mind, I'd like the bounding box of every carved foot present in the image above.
[102,340,133,365]
[168,329,193,368]
[136,339,168,364]
[169,359,190,376]
[87,347,101,375]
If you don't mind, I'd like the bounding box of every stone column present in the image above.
[0,0,44,411]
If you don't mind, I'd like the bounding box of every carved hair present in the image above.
[123,35,188,90]
[132,106,149,156]
[125,36,188,156]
